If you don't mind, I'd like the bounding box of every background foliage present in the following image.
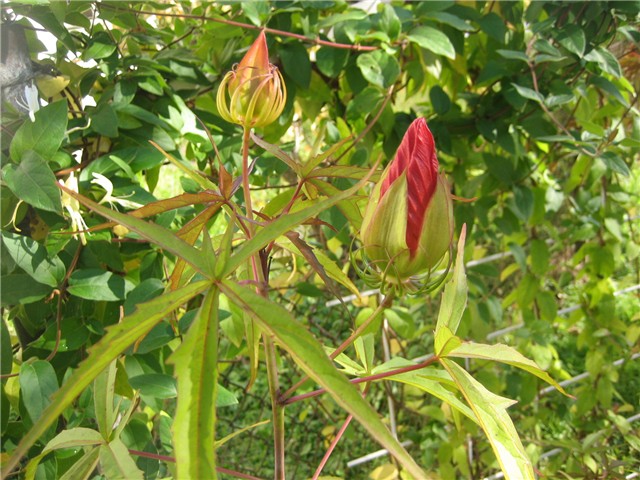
[1,1,639,479]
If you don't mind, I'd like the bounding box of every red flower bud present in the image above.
[361,118,453,280]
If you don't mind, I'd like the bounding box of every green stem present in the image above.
[240,127,285,479]
[265,335,286,480]
[241,127,254,235]
[279,293,395,402]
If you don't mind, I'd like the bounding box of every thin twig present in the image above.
[99,4,378,51]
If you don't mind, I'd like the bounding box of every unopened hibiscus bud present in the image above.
[216,31,286,129]
[360,118,453,282]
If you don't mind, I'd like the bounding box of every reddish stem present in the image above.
[283,355,438,405]
[128,450,262,480]
[100,5,378,51]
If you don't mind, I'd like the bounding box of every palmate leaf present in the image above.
[3,280,210,475]
[219,280,426,479]
[441,359,535,480]
[170,204,222,290]
[169,287,220,480]
[435,225,467,340]
[446,342,570,396]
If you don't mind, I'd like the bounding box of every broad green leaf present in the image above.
[442,359,535,480]
[478,12,507,43]
[584,47,622,77]
[446,342,569,396]
[356,50,401,88]
[19,360,59,425]
[90,103,119,137]
[59,447,100,480]
[600,151,631,177]
[0,274,51,306]
[436,225,467,337]
[408,26,456,59]
[430,85,451,115]
[67,269,134,301]
[59,184,209,277]
[430,11,474,32]
[94,361,117,440]
[318,10,368,28]
[512,83,544,103]
[129,373,177,399]
[83,31,117,60]
[169,287,219,480]
[529,239,550,276]
[1,232,65,288]
[221,166,374,277]
[379,4,401,39]
[4,280,210,474]
[99,437,144,480]
[24,428,104,480]
[1,317,12,376]
[3,150,62,213]
[497,49,529,62]
[315,46,349,78]
[216,384,238,407]
[556,25,586,57]
[10,100,68,162]
[280,42,311,89]
[220,280,426,479]
[42,427,104,450]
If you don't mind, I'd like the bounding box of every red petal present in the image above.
[381,118,439,256]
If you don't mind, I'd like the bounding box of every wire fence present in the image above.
[482,411,640,480]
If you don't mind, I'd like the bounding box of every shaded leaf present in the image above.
[19,360,59,425]
[1,232,65,287]
[4,280,211,474]
[67,269,134,301]
[58,184,209,278]
[129,373,177,399]
[3,150,62,213]
[408,26,456,59]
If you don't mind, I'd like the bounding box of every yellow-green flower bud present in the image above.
[216,31,286,129]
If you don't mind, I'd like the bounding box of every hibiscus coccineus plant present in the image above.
[3,28,571,480]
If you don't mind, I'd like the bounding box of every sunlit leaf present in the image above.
[220,280,426,479]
